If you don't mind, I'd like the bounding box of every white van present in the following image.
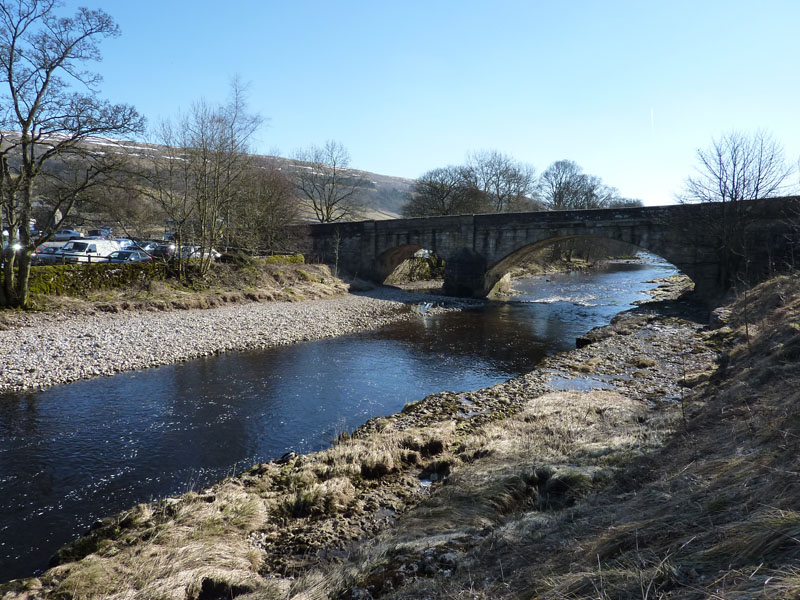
[57,239,120,263]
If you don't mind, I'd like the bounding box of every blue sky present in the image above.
[62,0,799,205]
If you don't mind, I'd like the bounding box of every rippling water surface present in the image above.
[0,257,676,581]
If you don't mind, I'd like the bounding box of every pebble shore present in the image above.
[0,288,468,393]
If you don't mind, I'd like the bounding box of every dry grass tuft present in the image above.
[704,508,800,567]
[34,480,272,600]
[280,477,357,518]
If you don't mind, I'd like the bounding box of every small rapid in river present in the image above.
[0,256,677,581]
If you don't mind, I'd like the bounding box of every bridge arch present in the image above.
[482,235,682,297]
[377,244,424,282]
[377,244,445,284]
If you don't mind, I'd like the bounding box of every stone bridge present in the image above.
[304,198,799,300]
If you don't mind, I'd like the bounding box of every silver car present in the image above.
[51,229,83,241]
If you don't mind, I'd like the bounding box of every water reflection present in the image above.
[0,259,676,581]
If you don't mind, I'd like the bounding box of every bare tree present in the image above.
[683,130,793,204]
[681,130,796,287]
[141,81,262,275]
[0,0,143,307]
[402,165,488,217]
[140,120,195,275]
[228,165,298,253]
[538,160,585,210]
[538,160,619,210]
[185,81,262,272]
[292,140,367,222]
[466,150,539,212]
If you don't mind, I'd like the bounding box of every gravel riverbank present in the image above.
[0,287,472,393]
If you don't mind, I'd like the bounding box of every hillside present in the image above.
[247,153,414,220]
[81,138,415,222]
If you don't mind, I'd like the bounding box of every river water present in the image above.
[0,257,677,581]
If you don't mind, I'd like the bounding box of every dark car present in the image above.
[148,244,176,260]
[105,250,152,263]
[31,245,63,265]
[87,228,113,239]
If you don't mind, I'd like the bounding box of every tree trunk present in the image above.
[1,248,15,306]
[14,250,32,308]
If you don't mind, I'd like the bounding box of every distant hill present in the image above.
[91,139,416,221]
[249,154,414,221]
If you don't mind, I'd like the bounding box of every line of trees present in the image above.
[137,79,273,276]
[403,151,539,217]
[76,138,302,265]
[95,135,367,254]
[539,160,642,211]
[83,80,301,278]
[403,152,642,218]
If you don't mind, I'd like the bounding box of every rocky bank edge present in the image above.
[0,286,476,394]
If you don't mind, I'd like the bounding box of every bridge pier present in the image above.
[443,248,486,297]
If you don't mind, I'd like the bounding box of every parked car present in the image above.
[51,229,83,241]
[128,240,161,255]
[104,250,153,263]
[57,239,119,263]
[149,243,176,260]
[31,245,64,265]
[112,238,136,249]
[86,228,113,239]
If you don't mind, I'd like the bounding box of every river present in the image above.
[0,256,677,582]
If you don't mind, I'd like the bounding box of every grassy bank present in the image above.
[1,255,348,321]
[2,274,799,599]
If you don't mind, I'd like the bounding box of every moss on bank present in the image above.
[9,255,353,316]
[21,253,300,298]
[28,262,170,297]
